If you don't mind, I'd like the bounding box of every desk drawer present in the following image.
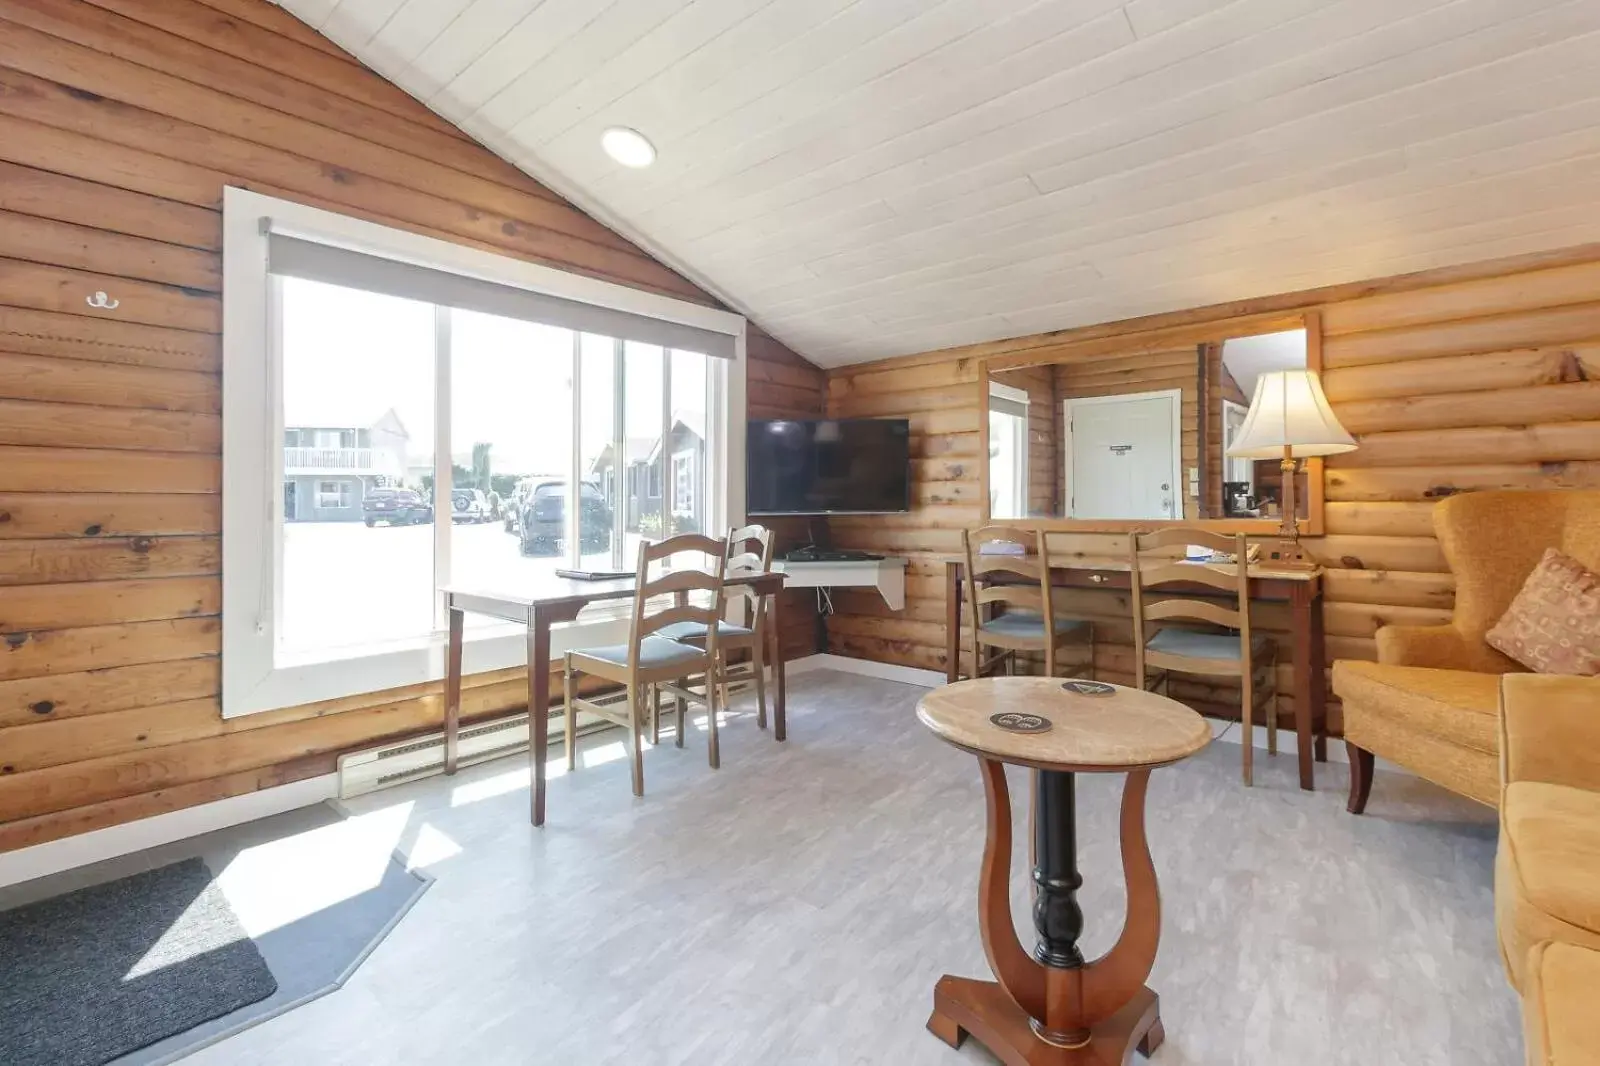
[1053,568,1129,590]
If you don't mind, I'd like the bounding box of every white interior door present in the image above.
[1066,390,1181,519]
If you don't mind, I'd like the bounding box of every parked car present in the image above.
[518,480,612,556]
[362,488,431,527]
[450,488,491,524]
[504,477,536,534]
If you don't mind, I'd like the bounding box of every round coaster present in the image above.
[989,711,1052,734]
[1061,679,1116,697]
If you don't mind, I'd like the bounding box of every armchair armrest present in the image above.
[1376,623,1509,672]
[1500,674,1600,791]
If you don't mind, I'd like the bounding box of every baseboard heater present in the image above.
[336,692,630,799]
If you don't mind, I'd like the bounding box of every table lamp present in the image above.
[1226,368,1356,567]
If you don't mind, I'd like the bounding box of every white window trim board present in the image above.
[222,188,747,719]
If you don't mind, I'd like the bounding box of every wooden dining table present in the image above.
[442,569,788,827]
[945,556,1329,790]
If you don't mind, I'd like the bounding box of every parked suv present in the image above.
[450,488,491,524]
[518,480,612,556]
[362,488,431,527]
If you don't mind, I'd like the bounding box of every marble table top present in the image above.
[917,677,1212,772]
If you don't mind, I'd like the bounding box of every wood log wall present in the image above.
[825,247,1600,732]
[0,0,824,853]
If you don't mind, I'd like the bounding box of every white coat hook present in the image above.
[86,291,120,310]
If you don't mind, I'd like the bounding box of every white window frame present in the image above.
[988,381,1029,520]
[222,188,747,718]
[671,449,695,515]
[315,480,350,509]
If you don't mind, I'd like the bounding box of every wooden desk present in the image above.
[442,570,788,827]
[943,557,1328,790]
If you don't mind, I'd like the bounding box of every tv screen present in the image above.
[747,419,911,515]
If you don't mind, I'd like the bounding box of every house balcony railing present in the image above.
[284,447,403,476]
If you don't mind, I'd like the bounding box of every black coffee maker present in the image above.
[1223,481,1257,517]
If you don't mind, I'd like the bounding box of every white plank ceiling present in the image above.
[276,0,1600,367]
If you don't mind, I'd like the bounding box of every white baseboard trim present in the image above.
[0,772,339,891]
[1211,722,1408,776]
[789,653,944,688]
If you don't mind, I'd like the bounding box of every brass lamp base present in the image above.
[1259,536,1314,569]
[1261,450,1315,570]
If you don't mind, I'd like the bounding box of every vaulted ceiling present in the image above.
[276,0,1600,367]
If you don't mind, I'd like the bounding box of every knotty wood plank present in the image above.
[0,398,219,452]
[0,447,218,493]
[0,616,218,683]
[9,0,563,202]
[0,492,219,538]
[0,209,216,291]
[0,160,219,250]
[0,352,217,413]
[0,257,219,333]
[0,658,218,727]
[1,576,216,632]
[0,535,218,586]
[0,307,219,372]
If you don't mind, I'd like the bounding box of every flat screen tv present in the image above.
[747,418,911,516]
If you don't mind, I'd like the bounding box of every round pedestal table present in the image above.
[917,676,1211,1065]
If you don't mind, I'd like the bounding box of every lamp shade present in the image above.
[1226,369,1356,460]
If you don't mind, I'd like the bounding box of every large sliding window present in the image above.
[223,190,746,718]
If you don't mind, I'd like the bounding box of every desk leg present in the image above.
[945,561,960,684]
[1311,586,1328,763]
[1290,584,1316,791]
[528,607,552,827]
[444,606,464,775]
[771,589,787,742]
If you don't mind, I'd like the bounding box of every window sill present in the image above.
[233,610,640,720]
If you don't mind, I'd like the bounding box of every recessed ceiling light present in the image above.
[601,127,656,168]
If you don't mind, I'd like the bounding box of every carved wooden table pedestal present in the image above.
[917,677,1212,1065]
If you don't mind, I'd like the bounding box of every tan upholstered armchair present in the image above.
[1494,674,1600,1064]
[1333,490,1600,811]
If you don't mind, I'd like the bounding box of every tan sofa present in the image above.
[1496,674,1600,1064]
[1333,490,1600,812]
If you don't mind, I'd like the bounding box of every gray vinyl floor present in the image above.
[174,668,1517,1066]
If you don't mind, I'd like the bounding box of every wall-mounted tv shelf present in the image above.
[774,557,907,611]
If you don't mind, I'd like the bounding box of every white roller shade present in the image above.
[267,232,735,359]
[989,380,1030,419]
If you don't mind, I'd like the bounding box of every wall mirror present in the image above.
[981,313,1326,533]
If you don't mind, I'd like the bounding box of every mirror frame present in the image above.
[978,310,1325,535]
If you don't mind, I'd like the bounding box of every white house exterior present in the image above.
[283,407,410,522]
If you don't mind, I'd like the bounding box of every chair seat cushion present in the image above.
[978,612,1088,640]
[1498,782,1600,986]
[1331,661,1500,755]
[1145,628,1269,661]
[655,619,754,641]
[571,635,707,669]
[1524,941,1600,1065]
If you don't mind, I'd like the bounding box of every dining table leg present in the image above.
[1289,582,1318,791]
[528,606,553,827]
[770,586,787,742]
[444,604,464,775]
[1310,583,1328,763]
[945,561,961,684]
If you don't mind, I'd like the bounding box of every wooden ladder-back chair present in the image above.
[1129,528,1277,786]
[962,525,1094,680]
[562,533,727,797]
[659,524,777,730]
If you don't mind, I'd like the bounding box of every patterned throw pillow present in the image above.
[1486,548,1600,675]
